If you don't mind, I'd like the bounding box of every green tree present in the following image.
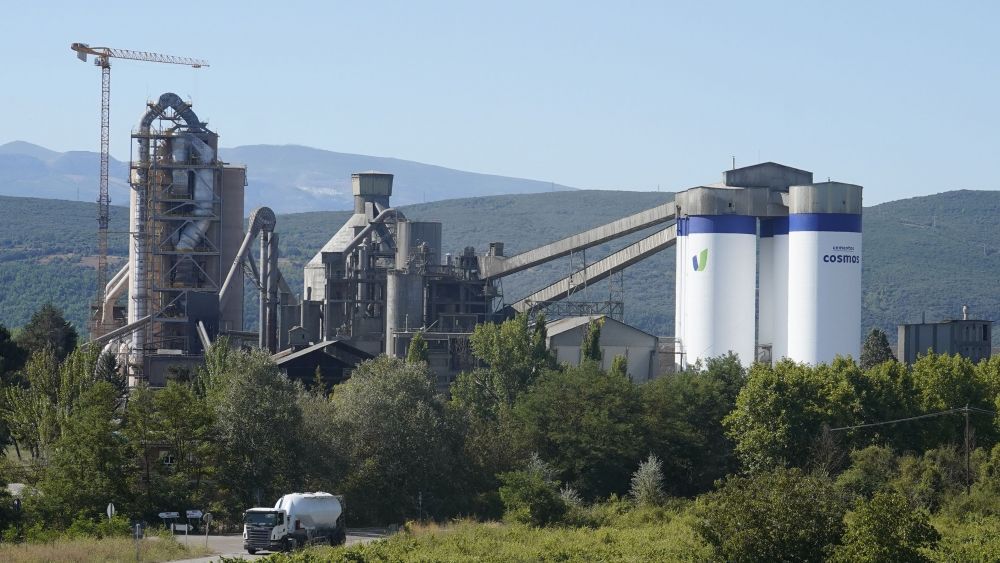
[724,358,861,472]
[610,355,628,378]
[297,388,349,493]
[37,381,127,527]
[153,382,215,511]
[860,328,896,370]
[694,467,849,563]
[911,352,995,449]
[208,348,306,516]
[453,314,550,418]
[94,351,126,400]
[498,458,566,527]
[581,317,603,363]
[332,356,465,524]
[2,345,101,458]
[15,303,78,361]
[0,323,27,384]
[641,354,744,496]
[830,490,939,563]
[629,454,665,506]
[531,313,555,371]
[406,331,429,365]
[836,445,900,501]
[513,362,643,499]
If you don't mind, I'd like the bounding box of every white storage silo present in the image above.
[787,183,863,364]
[771,217,789,361]
[674,217,687,369]
[757,219,776,361]
[683,214,757,366]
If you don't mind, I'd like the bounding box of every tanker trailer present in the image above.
[243,492,345,554]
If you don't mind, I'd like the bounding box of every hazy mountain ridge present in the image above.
[1,189,996,348]
[0,141,575,213]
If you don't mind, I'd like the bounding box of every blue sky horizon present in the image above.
[1,1,997,204]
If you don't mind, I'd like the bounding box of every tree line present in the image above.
[2,304,1000,559]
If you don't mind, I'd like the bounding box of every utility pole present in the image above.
[965,404,971,495]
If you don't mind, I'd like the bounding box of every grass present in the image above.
[256,508,711,562]
[0,535,212,563]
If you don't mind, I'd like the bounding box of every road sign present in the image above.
[106,503,115,520]
[158,512,180,519]
[186,509,203,519]
[203,512,213,524]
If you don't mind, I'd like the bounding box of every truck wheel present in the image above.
[332,525,347,546]
[247,548,257,555]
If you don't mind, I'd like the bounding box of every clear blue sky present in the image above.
[1,0,997,204]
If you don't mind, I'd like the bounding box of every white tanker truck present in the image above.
[243,492,346,554]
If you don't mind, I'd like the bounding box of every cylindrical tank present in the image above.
[682,214,757,366]
[274,492,342,532]
[386,270,424,357]
[674,217,687,369]
[771,217,790,361]
[757,219,776,360]
[787,183,863,364]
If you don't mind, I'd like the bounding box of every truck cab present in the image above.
[242,508,288,554]
[243,492,345,555]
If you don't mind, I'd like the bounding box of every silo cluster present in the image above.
[673,164,863,368]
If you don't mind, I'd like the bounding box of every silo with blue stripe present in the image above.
[674,217,688,369]
[682,214,757,366]
[786,182,864,364]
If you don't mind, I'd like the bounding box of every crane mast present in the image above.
[70,42,208,338]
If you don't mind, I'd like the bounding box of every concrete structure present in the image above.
[99,93,251,384]
[672,162,863,368]
[898,309,993,364]
[545,315,659,382]
[786,182,863,364]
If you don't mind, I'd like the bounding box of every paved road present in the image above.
[169,529,388,562]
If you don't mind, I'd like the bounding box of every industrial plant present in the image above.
[87,93,866,387]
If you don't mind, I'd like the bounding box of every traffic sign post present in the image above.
[203,513,212,547]
[185,509,203,545]
[106,502,115,521]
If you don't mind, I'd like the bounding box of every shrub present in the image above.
[836,445,899,500]
[694,467,849,562]
[498,467,566,527]
[830,490,939,562]
[630,454,665,506]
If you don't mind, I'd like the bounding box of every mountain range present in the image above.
[0,141,574,213]
[1,189,997,348]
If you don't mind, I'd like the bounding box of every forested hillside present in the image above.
[1,190,997,345]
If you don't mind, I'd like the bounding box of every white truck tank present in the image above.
[275,492,343,533]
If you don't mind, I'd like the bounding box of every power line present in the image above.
[828,406,996,433]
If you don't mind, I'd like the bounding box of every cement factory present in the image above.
[87,93,865,387]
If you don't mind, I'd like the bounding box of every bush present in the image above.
[498,467,566,527]
[630,454,665,506]
[694,467,849,562]
[830,490,939,562]
[836,445,899,500]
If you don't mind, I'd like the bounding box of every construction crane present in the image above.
[70,42,208,338]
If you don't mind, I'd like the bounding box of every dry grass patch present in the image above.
[0,535,211,563]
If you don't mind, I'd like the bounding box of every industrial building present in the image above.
[89,93,866,386]
[674,163,863,368]
[898,307,993,364]
[545,316,660,382]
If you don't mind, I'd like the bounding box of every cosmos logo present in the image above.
[692,249,708,272]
